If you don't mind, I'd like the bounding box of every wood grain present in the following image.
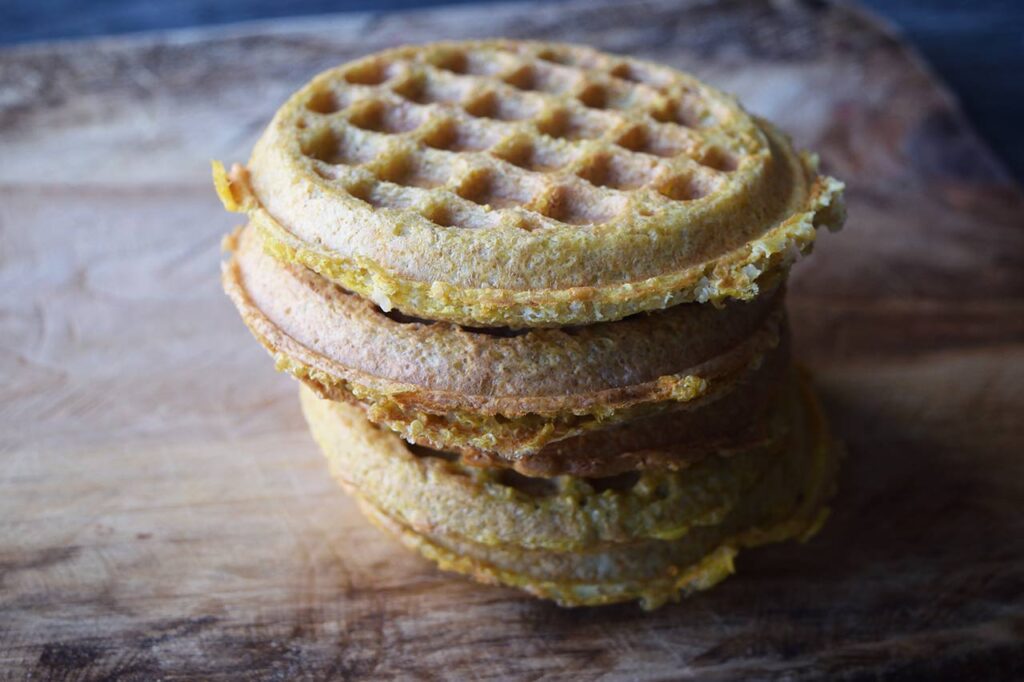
[1,0,1023,679]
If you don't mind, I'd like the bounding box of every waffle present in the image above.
[224,224,790,475]
[216,40,844,608]
[300,373,836,609]
[214,40,844,328]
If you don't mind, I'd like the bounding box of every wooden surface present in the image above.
[2,0,1023,679]
[5,1,1023,185]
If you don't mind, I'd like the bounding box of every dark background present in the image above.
[2,0,1022,181]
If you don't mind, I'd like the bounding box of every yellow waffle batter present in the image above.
[215,40,845,608]
[224,224,792,476]
[301,373,836,609]
[214,40,844,327]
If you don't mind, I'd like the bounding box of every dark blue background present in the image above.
[2,0,1022,181]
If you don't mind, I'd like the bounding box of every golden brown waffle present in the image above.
[300,373,836,609]
[223,224,790,475]
[214,40,844,327]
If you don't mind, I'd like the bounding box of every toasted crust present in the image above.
[224,224,791,472]
[494,340,791,476]
[214,40,844,327]
[301,373,837,609]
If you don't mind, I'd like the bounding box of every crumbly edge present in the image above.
[222,245,785,462]
[355,459,831,609]
[214,158,844,327]
[284,346,775,461]
[300,382,784,551]
[222,228,737,416]
[338,374,836,608]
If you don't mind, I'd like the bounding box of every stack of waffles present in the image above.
[216,40,845,609]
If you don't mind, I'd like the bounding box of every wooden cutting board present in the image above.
[2,0,1022,678]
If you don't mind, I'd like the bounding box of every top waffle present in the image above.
[214,40,844,327]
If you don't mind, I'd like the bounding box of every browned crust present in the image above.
[223,225,792,473]
[223,224,784,415]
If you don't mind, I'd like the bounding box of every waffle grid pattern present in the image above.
[291,42,751,232]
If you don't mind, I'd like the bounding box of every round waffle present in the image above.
[300,373,836,609]
[214,40,844,328]
[224,224,789,475]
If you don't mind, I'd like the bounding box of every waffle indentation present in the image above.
[456,168,535,209]
[651,95,712,128]
[534,186,623,225]
[392,74,467,106]
[348,100,425,134]
[343,60,392,85]
[608,61,672,89]
[491,136,572,173]
[420,203,457,227]
[615,124,683,158]
[463,90,538,121]
[370,151,450,189]
[576,153,653,190]
[577,83,611,109]
[283,42,763,238]
[698,146,739,172]
[657,173,718,201]
[502,64,575,94]
[536,107,609,141]
[306,89,343,114]
[535,47,574,65]
[420,118,499,152]
[301,128,379,165]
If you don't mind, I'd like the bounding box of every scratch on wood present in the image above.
[0,546,80,585]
